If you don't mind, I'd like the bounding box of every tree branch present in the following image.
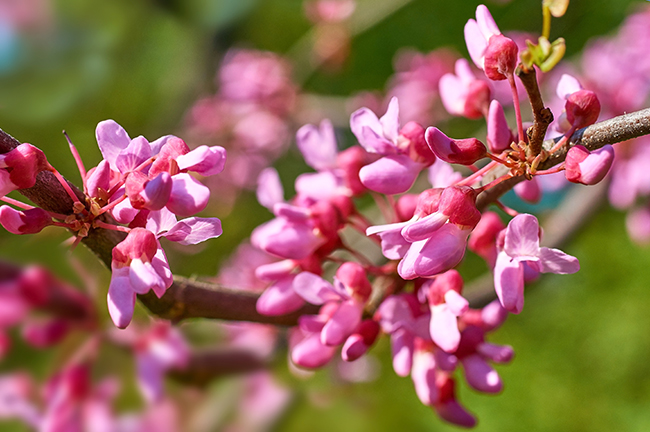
[476,108,650,211]
[1,107,649,326]
[516,66,554,156]
[0,128,318,327]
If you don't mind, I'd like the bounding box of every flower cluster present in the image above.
[241,4,615,426]
[1,120,226,328]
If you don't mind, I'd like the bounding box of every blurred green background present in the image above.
[1,0,650,430]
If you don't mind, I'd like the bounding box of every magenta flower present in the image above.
[439,58,491,119]
[350,97,428,194]
[494,214,579,313]
[108,229,173,328]
[565,144,615,185]
[292,262,371,347]
[0,206,52,235]
[425,127,486,165]
[133,322,190,404]
[424,270,469,353]
[0,143,51,197]
[464,5,518,81]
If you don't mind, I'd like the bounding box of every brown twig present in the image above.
[516,66,554,157]
[476,108,650,211]
[170,348,269,385]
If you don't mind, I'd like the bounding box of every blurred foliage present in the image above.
[1,0,649,430]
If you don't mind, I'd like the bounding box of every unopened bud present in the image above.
[483,34,518,81]
[565,144,614,185]
[425,127,486,166]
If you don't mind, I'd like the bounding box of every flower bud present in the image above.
[483,34,518,81]
[0,206,52,235]
[341,320,380,361]
[565,89,600,128]
[565,144,614,185]
[425,127,486,165]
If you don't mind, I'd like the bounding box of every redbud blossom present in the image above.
[109,228,173,328]
[0,144,50,197]
[464,5,517,81]
[425,127,486,165]
[494,214,579,314]
[486,99,513,153]
[439,59,491,119]
[0,207,52,235]
[565,144,614,185]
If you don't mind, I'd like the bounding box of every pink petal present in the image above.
[95,120,131,171]
[411,225,470,278]
[576,144,615,185]
[291,333,336,369]
[475,4,500,39]
[411,350,439,405]
[359,154,422,195]
[167,173,210,217]
[150,248,173,298]
[487,99,512,153]
[116,136,152,173]
[107,271,136,329]
[435,400,477,428]
[439,73,466,116]
[350,107,385,152]
[556,74,583,99]
[514,177,542,204]
[476,342,514,363]
[175,145,226,176]
[430,304,461,353]
[494,252,525,314]
[129,258,165,295]
[164,217,222,245]
[538,247,580,274]
[136,353,164,403]
[145,208,178,235]
[321,300,363,346]
[296,119,339,171]
[401,212,448,242]
[295,171,342,201]
[142,172,172,211]
[503,213,540,258]
[444,290,469,316]
[461,353,503,393]
[391,328,414,377]
[256,276,305,316]
[85,160,111,199]
[256,167,284,210]
[293,272,342,305]
[464,19,487,69]
[379,97,400,142]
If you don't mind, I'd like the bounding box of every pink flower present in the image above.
[439,59,491,119]
[424,270,469,353]
[0,206,52,235]
[425,127,486,165]
[350,97,428,194]
[108,229,173,328]
[494,214,579,313]
[565,144,614,185]
[0,143,51,197]
[293,262,371,347]
[464,5,518,81]
[133,322,190,403]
